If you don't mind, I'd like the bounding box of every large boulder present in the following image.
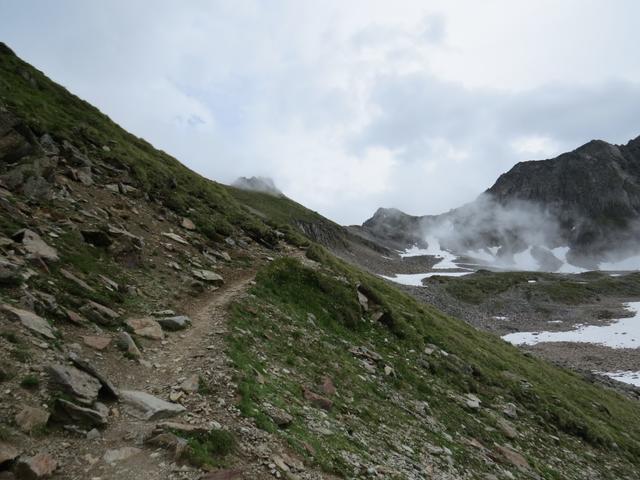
[46,364,101,406]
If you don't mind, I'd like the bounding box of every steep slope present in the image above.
[1,42,640,480]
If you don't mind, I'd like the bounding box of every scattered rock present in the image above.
[51,398,108,429]
[145,432,188,460]
[120,390,186,420]
[157,315,191,331]
[161,232,189,245]
[46,364,101,405]
[80,301,120,326]
[86,428,101,441]
[12,229,59,262]
[302,388,332,411]
[264,405,293,428]
[181,218,196,231]
[464,393,481,410]
[59,268,95,292]
[82,335,111,351]
[503,403,518,419]
[191,269,224,286]
[0,304,56,339]
[15,407,49,433]
[125,317,164,340]
[491,445,530,470]
[496,417,518,439]
[103,447,141,465]
[319,376,336,396]
[179,375,199,393]
[152,309,175,317]
[14,453,57,479]
[0,442,20,465]
[116,332,141,359]
[357,290,369,311]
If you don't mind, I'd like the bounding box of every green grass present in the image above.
[227,249,640,478]
[183,429,236,467]
[435,269,640,305]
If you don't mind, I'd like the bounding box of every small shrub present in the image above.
[185,429,236,467]
[20,374,40,389]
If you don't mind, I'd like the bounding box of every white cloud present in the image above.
[2,0,640,223]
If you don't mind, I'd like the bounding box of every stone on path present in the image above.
[191,269,224,286]
[116,332,142,359]
[157,315,191,331]
[103,447,142,464]
[51,398,108,429]
[125,317,164,340]
[13,229,59,262]
[120,390,186,420]
[82,335,111,350]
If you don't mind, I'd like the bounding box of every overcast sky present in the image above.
[3,1,640,224]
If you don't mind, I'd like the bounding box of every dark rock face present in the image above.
[360,136,640,264]
[358,207,428,250]
[485,137,640,258]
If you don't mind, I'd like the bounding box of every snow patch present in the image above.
[502,302,640,349]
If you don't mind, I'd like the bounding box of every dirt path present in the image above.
[66,268,273,479]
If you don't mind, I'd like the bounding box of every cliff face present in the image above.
[486,137,640,256]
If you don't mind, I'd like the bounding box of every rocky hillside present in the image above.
[2,42,640,480]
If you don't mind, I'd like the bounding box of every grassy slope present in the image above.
[0,43,275,246]
[229,249,640,478]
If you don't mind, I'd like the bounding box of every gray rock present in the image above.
[46,364,101,405]
[15,407,50,433]
[161,232,189,245]
[0,304,56,339]
[191,269,224,286]
[68,353,119,399]
[179,375,199,393]
[103,447,141,464]
[116,332,142,359]
[120,390,186,420]
[51,398,108,428]
[59,268,95,292]
[12,229,59,262]
[157,315,191,331]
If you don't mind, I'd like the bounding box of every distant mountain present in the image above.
[359,136,640,268]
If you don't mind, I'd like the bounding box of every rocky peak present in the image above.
[231,176,282,196]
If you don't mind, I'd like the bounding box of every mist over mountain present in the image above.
[359,135,640,270]
[231,176,283,197]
